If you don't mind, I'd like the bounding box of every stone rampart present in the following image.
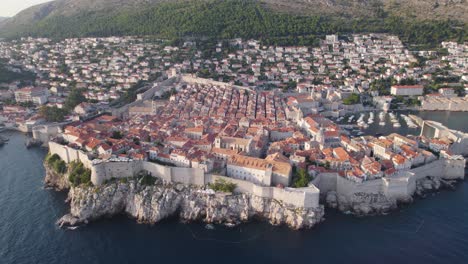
[337,176,385,198]
[209,175,320,208]
[142,162,171,182]
[383,176,413,200]
[181,75,254,92]
[311,172,337,194]
[313,158,465,202]
[91,161,143,185]
[49,142,464,210]
[171,167,205,186]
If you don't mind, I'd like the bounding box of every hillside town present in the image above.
[47,75,465,190]
[0,34,467,188]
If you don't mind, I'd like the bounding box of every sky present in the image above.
[1,0,52,17]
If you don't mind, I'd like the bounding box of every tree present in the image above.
[293,168,311,188]
[3,0,464,48]
[46,153,67,174]
[343,93,360,105]
[68,161,92,187]
[39,106,67,122]
[64,89,86,111]
[111,130,123,139]
[208,179,237,193]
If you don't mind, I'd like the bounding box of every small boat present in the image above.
[225,223,236,228]
[67,226,79,231]
[393,123,401,128]
[379,121,385,126]
[205,224,215,230]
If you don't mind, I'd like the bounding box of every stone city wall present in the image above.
[142,161,171,182]
[208,175,320,208]
[48,142,464,209]
[383,175,413,200]
[337,176,385,197]
[49,143,320,208]
[172,167,205,186]
[181,75,254,92]
[311,172,337,194]
[32,124,62,145]
[313,158,465,202]
[91,161,143,185]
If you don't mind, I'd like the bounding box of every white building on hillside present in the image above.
[390,85,424,96]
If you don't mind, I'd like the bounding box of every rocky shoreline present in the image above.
[45,165,324,230]
[45,163,462,229]
[44,165,70,191]
[323,175,461,216]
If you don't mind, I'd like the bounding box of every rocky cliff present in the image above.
[53,176,324,230]
[325,191,398,215]
[44,164,70,191]
[324,175,460,215]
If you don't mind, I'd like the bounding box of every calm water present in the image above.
[0,111,467,264]
[362,111,468,137]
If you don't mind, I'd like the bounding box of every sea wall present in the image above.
[57,179,325,230]
[48,142,319,209]
[383,176,413,201]
[48,141,93,168]
[337,176,385,197]
[91,161,143,185]
[171,167,205,186]
[315,158,465,208]
[32,124,62,145]
[49,141,464,211]
[208,175,320,208]
[311,172,337,194]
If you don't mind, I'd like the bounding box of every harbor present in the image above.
[336,110,468,138]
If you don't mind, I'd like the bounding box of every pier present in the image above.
[408,115,423,127]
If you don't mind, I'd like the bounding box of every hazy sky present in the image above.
[1,0,52,17]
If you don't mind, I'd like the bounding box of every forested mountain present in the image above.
[0,0,466,47]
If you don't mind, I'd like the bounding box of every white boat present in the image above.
[205,224,215,230]
[379,121,385,126]
[393,122,401,128]
[67,226,79,231]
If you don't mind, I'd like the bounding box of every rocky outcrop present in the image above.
[44,164,70,191]
[56,179,325,230]
[324,175,462,216]
[325,191,398,215]
[415,176,458,197]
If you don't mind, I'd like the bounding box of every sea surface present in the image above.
[0,111,467,264]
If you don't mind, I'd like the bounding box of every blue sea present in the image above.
[0,111,467,264]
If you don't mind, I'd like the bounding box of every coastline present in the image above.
[45,163,325,230]
[45,157,465,229]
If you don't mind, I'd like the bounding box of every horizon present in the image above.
[1,0,52,17]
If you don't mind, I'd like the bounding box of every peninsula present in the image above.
[44,75,467,229]
[0,34,466,229]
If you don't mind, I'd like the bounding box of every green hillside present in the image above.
[0,0,466,47]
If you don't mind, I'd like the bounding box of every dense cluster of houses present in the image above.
[0,34,466,126]
[54,78,456,188]
[0,34,465,188]
[441,42,468,80]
